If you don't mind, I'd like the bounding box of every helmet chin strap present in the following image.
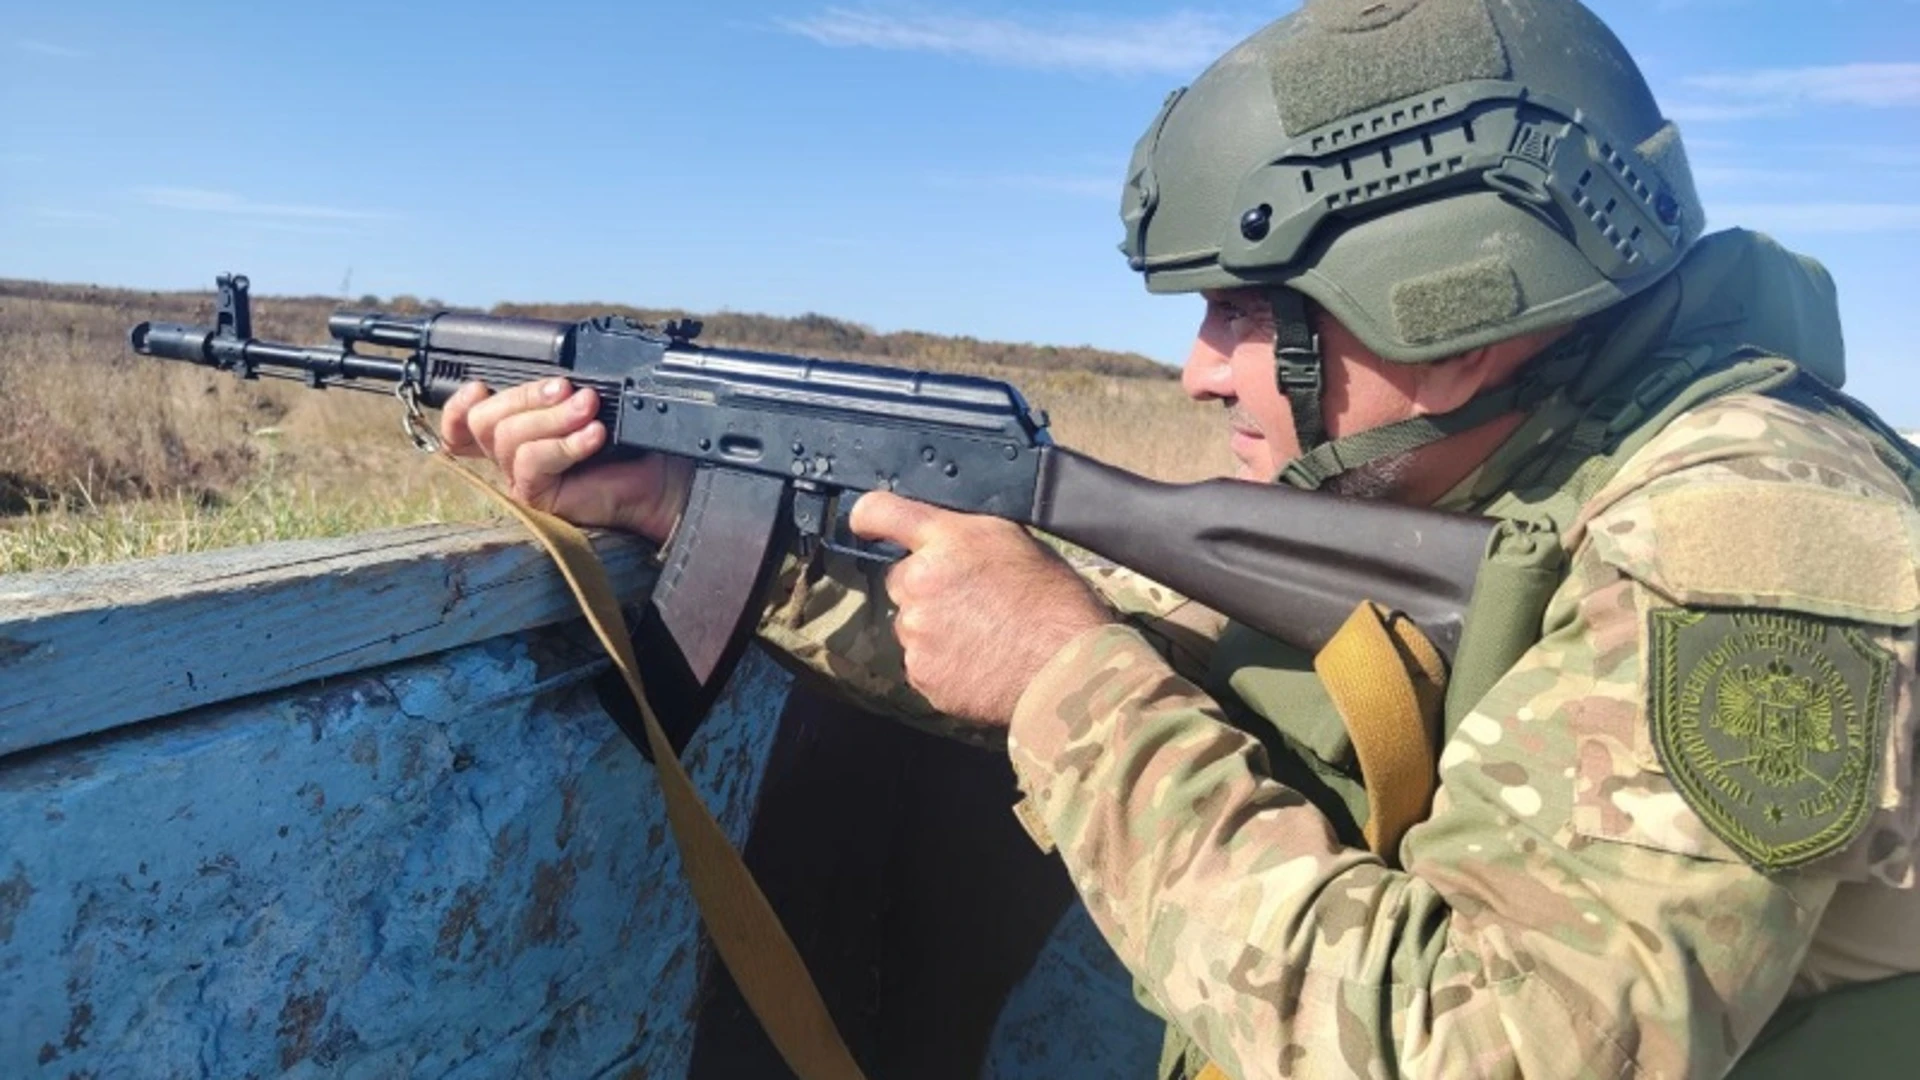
[1268,288,1595,492]
[1268,288,1326,455]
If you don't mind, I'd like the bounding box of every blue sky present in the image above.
[5,1,1917,422]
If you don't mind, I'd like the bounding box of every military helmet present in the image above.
[1120,0,1703,367]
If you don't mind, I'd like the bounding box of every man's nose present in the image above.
[1181,336,1235,401]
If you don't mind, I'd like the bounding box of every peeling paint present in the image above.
[350,729,380,768]
[37,976,94,1065]
[523,857,579,946]
[0,863,32,944]
[437,883,490,962]
[0,626,1144,1079]
[556,782,579,851]
[276,982,328,1070]
[0,636,40,667]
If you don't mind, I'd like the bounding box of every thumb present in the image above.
[850,490,943,550]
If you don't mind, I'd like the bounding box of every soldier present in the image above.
[441,1,1920,1075]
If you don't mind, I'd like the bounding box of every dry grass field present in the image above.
[0,280,1230,572]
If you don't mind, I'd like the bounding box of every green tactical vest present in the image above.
[1155,230,1920,1080]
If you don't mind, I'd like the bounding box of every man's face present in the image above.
[1181,285,1564,495]
[1180,287,1448,488]
[1180,289,1300,481]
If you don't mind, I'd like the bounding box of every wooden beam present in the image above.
[0,524,656,758]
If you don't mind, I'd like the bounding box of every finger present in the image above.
[884,552,917,604]
[850,490,944,551]
[509,422,607,502]
[439,381,491,456]
[494,388,600,478]
[466,377,574,455]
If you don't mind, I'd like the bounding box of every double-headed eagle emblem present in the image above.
[1714,659,1837,787]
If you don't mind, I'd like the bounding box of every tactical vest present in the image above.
[1157,231,1920,1080]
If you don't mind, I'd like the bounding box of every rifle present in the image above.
[132,273,1500,747]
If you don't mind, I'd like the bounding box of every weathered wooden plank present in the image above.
[983,903,1163,1079]
[0,627,792,1079]
[0,524,658,758]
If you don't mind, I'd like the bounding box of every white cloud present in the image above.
[777,7,1248,76]
[16,39,86,59]
[1682,63,1920,110]
[136,187,395,222]
[1713,202,1920,233]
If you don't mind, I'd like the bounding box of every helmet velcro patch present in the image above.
[1271,0,1510,136]
[1388,256,1522,347]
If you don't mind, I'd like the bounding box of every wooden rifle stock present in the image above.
[1029,448,1496,663]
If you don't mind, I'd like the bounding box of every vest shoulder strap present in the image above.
[1446,345,1800,734]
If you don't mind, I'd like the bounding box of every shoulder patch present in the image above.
[1648,608,1894,871]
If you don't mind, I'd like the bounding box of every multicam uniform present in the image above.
[755,233,1920,1078]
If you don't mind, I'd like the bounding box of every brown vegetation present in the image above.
[0,279,1230,571]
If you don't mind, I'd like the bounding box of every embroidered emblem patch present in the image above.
[1648,609,1892,871]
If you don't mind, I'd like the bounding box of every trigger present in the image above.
[822,537,907,566]
[823,499,906,565]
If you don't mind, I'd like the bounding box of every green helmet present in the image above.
[1120,0,1704,483]
[1124,0,1701,362]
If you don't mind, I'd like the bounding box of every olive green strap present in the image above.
[1276,327,1599,492]
[1270,289,1327,452]
[1277,379,1534,490]
[435,453,869,1080]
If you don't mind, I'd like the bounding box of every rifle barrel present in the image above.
[131,321,409,384]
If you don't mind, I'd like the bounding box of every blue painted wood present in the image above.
[0,525,1160,1078]
[0,524,658,758]
[983,902,1162,1080]
[0,624,791,1079]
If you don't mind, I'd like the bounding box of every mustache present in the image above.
[1223,401,1261,435]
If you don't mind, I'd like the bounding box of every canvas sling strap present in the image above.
[1314,601,1448,858]
[434,452,870,1080]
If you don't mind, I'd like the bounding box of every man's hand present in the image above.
[440,378,692,542]
[851,491,1115,727]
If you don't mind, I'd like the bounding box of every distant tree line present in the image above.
[0,278,1171,382]
[491,302,1173,379]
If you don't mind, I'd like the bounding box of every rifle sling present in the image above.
[1315,601,1447,860]
[435,453,869,1080]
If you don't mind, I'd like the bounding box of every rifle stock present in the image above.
[1030,448,1493,662]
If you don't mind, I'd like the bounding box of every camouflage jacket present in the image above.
[757,386,1920,1079]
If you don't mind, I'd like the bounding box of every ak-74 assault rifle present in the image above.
[132,274,1503,749]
